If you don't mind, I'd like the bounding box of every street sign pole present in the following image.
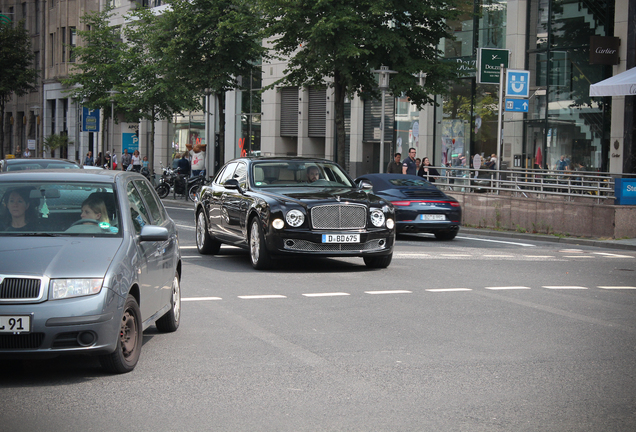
[496,64,505,188]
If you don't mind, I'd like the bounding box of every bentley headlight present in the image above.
[370,209,386,227]
[386,218,395,230]
[285,209,305,227]
[50,279,103,300]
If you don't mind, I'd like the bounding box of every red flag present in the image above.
[535,147,542,168]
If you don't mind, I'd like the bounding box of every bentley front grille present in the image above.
[311,204,366,229]
[283,238,387,252]
[0,277,43,300]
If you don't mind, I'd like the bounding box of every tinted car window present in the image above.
[217,162,238,185]
[134,180,165,224]
[387,178,433,187]
[235,162,247,189]
[127,182,151,234]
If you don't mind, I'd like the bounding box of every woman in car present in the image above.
[1,187,38,231]
[80,195,110,225]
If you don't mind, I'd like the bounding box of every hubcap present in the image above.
[196,213,205,248]
[250,221,260,264]
[119,309,137,359]
[172,277,181,322]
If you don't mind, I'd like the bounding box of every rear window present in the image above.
[388,178,433,187]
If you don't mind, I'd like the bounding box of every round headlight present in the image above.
[285,209,305,227]
[370,209,385,227]
[272,218,285,230]
[386,218,395,230]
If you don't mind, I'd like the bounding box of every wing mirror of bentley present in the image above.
[224,178,244,193]
[359,181,373,191]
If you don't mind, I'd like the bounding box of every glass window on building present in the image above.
[526,0,614,171]
[236,63,262,158]
[172,113,205,166]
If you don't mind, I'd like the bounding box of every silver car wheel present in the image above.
[250,219,260,265]
[171,276,181,323]
[196,212,206,249]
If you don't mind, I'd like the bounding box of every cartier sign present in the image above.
[590,36,620,65]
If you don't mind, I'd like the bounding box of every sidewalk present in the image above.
[161,197,636,251]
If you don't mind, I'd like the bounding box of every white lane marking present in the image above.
[440,254,472,257]
[364,290,412,295]
[485,286,531,290]
[542,286,588,290]
[393,253,432,258]
[425,288,472,292]
[562,256,594,258]
[238,295,287,299]
[182,297,222,301]
[457,236,536,247]
[593,252,634,258]
[597,286,636,290]
[182,256,203,259]
[559,249,584,253]
[302,292,350,297]
[523,255,555,258]
[176,224,195,230]
[483,255,515,258]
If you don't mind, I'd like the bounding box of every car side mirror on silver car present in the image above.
[140,225,170,242]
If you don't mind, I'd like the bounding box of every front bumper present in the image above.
[266,229,395,257]
[0,288,121,357]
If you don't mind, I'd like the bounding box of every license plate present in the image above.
[322,234,360,243]
[421,214,446,221]
[0,315,31,333]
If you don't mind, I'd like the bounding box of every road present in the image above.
[2,203,635,431]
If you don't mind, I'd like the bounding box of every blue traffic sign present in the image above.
[506,69,530,98]
[505,98,529,112]
[82,107,100,132]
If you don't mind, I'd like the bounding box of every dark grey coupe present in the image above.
[0,170,181,373]
[194,157,396,269]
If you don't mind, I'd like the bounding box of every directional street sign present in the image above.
[82,107,100,132]
[477,48,509,84]
[505,98,529,112]
[506,69,530,98]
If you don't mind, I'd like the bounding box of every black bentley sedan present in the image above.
[355,174,462,240]
[194,158,396,269]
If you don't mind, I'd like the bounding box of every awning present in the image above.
[589,67,636,97]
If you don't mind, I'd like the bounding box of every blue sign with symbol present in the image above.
[82,107,100,132]
[505,98,529,112]
[122,133,139,153]
[506,69,530,98]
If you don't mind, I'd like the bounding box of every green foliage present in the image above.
[43,133,73,151]
[260,0,463,164]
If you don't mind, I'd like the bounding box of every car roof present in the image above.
[0,169,140,183]
[2,158,80,166]
[234,156,335,164]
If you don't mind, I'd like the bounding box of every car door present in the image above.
[207,162,237,241]
[133,179,177,307]
[221,161,250,240]
[126,181,162,319]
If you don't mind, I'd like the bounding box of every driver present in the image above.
[306,166,321,183]
[79,196,110,225]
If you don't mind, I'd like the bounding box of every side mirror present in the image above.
[359,181,373,191]
[224,179,243,193]
[140,225,169,242]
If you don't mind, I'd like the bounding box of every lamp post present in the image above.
[373,66,396,173]
[106,90,120,167]
[30,105,40,157]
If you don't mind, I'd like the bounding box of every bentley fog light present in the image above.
[51,279,103,300]
[386,218,395,229]
[370,209,386,227]
[272,218,285,230]
[285,209,305,227]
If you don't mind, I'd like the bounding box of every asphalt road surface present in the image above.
[2,204,635,431]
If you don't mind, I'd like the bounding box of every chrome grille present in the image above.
[284,238,387,252]
[0,277,43,300]
[311,204,366,229]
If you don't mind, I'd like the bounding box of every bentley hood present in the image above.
[266,188,388,207]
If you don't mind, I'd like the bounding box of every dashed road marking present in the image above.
[597,286,636,290]
[182,296,222,301]
[364,290,412,295]
[425,288,472,292]
[302,292,350,297]
[485,286,531,290]
[542,286,588,290]
[593,252,634,258]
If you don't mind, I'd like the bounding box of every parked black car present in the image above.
[194,157,396,269]
[355,174,461,240]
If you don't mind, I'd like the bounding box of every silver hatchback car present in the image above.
[0,170,182,373]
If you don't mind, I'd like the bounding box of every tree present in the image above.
[43,133,73,158]
[0,20,39,158]
[261,0,462,165]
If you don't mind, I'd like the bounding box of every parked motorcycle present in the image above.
[155,163,177,199]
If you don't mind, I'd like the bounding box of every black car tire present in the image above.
[249,217,273,270]
[196,210,221,254]
[363,253,393,269]
[188,184,200,202]
[155,273,181,333]
[434,230,458,241]
[99,295,143,374]
[156,184,170,199]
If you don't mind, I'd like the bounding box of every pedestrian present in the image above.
[95,152,103,167]
[177,152,191,177]
[556,155,568,171]
[111,152,118,170]
[23,148,31,158]
[131,150,142,172]
[187,143,206,177]
[417,157,440,182]
[402,148,417,175]
[121,149,132,171]
[386,153,402,173]
[104,152,111,169]
[84,151,94,166]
